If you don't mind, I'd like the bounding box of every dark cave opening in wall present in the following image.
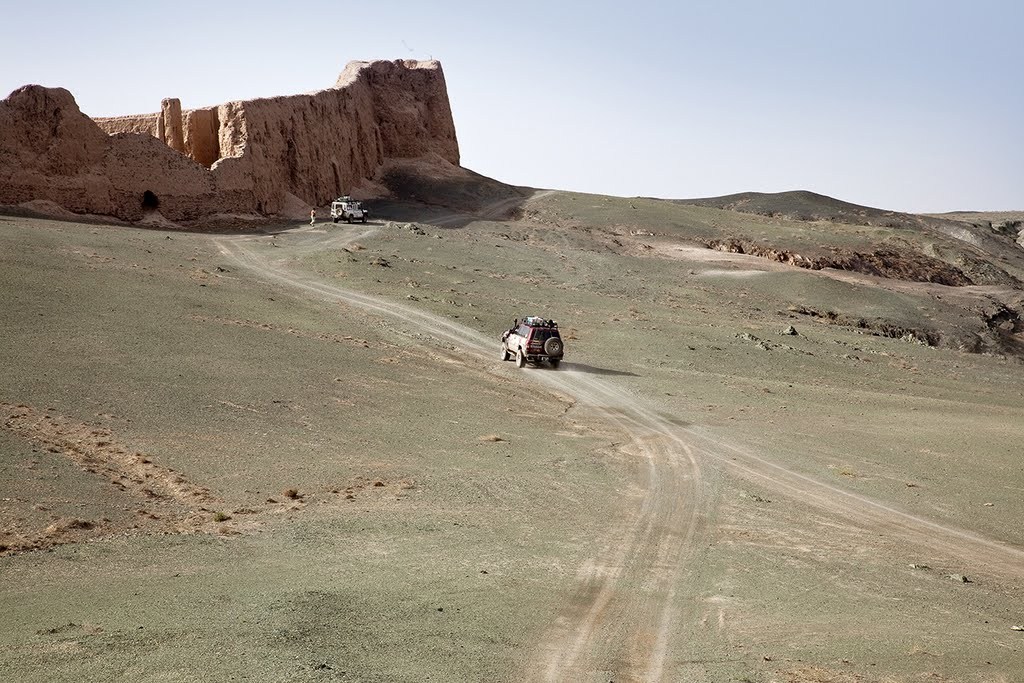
[142,190,159,210]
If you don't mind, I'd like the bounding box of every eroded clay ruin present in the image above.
[0,60,459,223]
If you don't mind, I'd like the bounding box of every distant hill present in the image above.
[672,190,930,229]
[669,190,1024,282]
[926,210,1024,238]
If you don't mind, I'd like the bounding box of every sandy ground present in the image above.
[2,194,1023,682]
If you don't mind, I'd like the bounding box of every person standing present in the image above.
[310,208,316,225]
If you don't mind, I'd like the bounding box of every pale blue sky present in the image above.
[2,1,1021,212]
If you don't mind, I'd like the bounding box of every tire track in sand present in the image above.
[213,212,1024,680]
[214,227,706,682]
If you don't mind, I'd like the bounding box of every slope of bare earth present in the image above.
[927,211,1024,226]
[672,190,1024,290]
[1,179,1023,682]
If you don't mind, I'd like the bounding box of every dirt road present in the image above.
[215,218,708,681]
[213,206,1024,681]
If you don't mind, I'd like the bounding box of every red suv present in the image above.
[500,316,564,368]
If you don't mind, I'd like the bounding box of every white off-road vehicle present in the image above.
[331,196,368,224]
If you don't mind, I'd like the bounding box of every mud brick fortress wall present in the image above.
[0,60,459,222]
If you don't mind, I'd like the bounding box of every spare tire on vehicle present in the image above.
[543,337,563,357]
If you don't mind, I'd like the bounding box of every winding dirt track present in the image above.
[212,202,1024,681]
[214,222,707,681]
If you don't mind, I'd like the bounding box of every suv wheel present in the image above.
[346,215,354,224]
[515,349,525,368]
[544,337,563,356]
[500,344,510,361]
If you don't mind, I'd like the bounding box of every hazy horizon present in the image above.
[2,0,1021,213]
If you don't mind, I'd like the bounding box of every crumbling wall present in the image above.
[96,104,220,168]
[213,86,382,214]
[0,59,460,223]
[0,86,230,221]
[203,59,458,213]
[94,113,160,137]
[184,107,220,168]
[341,60,459,163]
[159,98,186,154]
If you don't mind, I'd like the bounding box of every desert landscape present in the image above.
[2,57,1024,683]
